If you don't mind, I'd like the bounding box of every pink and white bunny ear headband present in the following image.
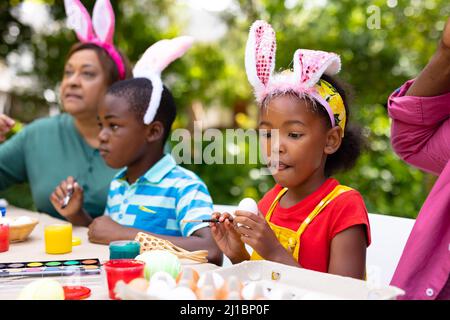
[245,20,346,134]
[64,0,126,80]
[133,36,194,124]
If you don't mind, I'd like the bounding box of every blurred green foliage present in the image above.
[1,0,449,218]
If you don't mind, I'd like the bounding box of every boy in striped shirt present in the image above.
[50,77,222,265]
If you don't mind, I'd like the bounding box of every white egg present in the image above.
[197,285,216,300]
[237,198,258,214]
[227,276,242,292]
[178,267,195,283]
[135,250,181,280]
[241,282,265,300]
[165,286,197,300]
[149,271,176,289]
[177,279,191,288]
[146,279,171,299]
[0,199,8,207]
[0,217,13,225]
[197,272,225,290]
[234,198,258,227]
[17,279,64,300]
[11,216,33,226]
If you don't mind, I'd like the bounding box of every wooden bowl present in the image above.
[9,218,39,242]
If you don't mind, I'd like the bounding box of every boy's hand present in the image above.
[50,176,83,218]
[0,115,15,142]
[234,210,285,260]
[209,212,249,264]
[88,215,128,244]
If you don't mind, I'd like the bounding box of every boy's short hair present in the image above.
[106,78,176,144]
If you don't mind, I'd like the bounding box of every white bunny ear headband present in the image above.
[64,0,126,79]
[133,36,194,124]
[245,20,346,135]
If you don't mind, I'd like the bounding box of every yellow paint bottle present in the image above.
[44,223,73,254]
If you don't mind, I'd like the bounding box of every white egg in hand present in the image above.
[237,198,258,214]
[235,198,258,227]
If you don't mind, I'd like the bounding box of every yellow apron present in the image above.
[250,184,353,261]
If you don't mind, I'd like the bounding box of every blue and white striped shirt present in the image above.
[104,154,212,236]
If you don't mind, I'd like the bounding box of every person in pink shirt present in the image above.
[387,18,450,300]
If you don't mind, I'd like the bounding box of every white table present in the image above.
[0,206,218,299]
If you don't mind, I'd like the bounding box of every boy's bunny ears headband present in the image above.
[245,20,346,136]
[64,0,126,80]
[133,36,194,124]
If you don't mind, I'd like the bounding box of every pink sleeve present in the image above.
[387,79,450,175]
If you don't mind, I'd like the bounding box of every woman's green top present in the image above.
[0,113,119,219]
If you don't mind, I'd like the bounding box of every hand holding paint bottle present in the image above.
[50,176,84,219]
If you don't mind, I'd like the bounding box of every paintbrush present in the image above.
[182,218,221,224]
[61,182,75,209]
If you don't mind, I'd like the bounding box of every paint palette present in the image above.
[0,258,102,278]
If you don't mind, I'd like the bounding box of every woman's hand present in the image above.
[50,176,83,218]
[210,212,249,264]
[0,115,15,142]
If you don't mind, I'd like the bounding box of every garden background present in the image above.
[1,0,449,218]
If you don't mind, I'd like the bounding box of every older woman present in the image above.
[387,18,450,300]
[0,1,132,221]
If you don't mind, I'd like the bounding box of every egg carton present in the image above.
[113,261,404,300]
[203,260,404,300]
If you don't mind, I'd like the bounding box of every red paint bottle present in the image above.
[0,206,9,253]
[0,224,9,253]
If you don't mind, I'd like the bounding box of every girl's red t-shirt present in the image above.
[258,178,371,273]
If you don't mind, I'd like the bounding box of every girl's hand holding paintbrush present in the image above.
[50,176,93,226]
[209,212,250,264]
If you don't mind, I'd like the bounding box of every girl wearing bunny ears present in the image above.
[50,36,222,265]
[0,0,132,220]
[211,21,371,279]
